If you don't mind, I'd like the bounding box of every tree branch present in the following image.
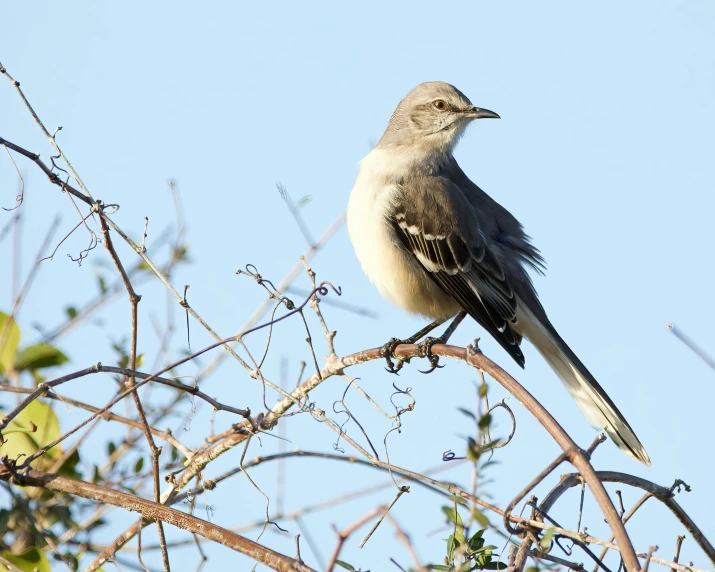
[0,463,315,572]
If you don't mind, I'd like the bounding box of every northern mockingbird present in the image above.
[347,81,650,465]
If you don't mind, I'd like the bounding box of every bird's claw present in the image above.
[380,337,410,374]
[416,337,445,374]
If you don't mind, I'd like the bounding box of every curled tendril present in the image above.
[237,264,295,309]
[237,262,341,316]
[49,153,70,185]
[442,450,462,462]
[100,203,120,215]
[67,230,98,266]
[315,281,342,297]
[485,398,516,450]
[389,382,415,417]
[332,378,379,459]
[283,392,318,420]
[332,400,351,454]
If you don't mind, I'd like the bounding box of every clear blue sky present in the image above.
[1,1,714,570]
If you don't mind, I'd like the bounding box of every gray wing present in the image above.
[444,155,546,279]
[389,177,525,367]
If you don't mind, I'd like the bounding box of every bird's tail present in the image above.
[517,305,651,465]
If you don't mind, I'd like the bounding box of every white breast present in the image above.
[347,149,460,320]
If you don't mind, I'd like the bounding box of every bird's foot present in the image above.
[416,336,446,374]
[380,337,411,374]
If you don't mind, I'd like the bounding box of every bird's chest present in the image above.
[347,176,458,320]
[347,179,404,290]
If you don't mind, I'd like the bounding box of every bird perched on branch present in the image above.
[347,81,650,465]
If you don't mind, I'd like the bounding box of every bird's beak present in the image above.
[464,106,500,120]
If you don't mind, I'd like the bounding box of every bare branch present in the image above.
[540,471,714,566]
[0,463,315,572]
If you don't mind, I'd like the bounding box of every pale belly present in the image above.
[347,179,460,321]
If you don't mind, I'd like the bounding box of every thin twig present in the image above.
[359,486,409,548]
[671,535,686,572]
[326,506,384,572]
[0,61,94,199]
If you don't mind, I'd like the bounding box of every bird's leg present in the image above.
[416,310,468,374]
[381,318,447,374]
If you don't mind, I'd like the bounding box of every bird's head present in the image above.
[378,81,499,154]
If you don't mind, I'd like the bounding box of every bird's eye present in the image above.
[433,99,447,111]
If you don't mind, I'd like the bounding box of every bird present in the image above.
[347,81,650,465]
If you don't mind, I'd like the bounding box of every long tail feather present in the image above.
[517,305,651,465]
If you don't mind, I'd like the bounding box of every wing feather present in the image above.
[390,179,525,367]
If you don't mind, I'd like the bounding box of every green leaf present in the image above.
[443,504,465,546]
[427,566,451,571]
[334,561,355,571]
[97,273,108,295]
[457,407,477,421]
[1,547,52,572]
[466,437,481,462]
[107,441,116,456]
[540,526,555,550]
[172,245,190,262]
[482,562,507,570]
[65,306,78,319]
[478,382,488,397]
[442,506,465,529]
[297,195,312,208]
[447,533,459,562]
[478,413,492,429]
[0,400,61,466]
[134,457,144,473]
[472,509,491,527]
[468,530,485,551]
[15,343,69,372]
[0,312,21,374]
[135,353,144,368]
[525,567,540,572]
